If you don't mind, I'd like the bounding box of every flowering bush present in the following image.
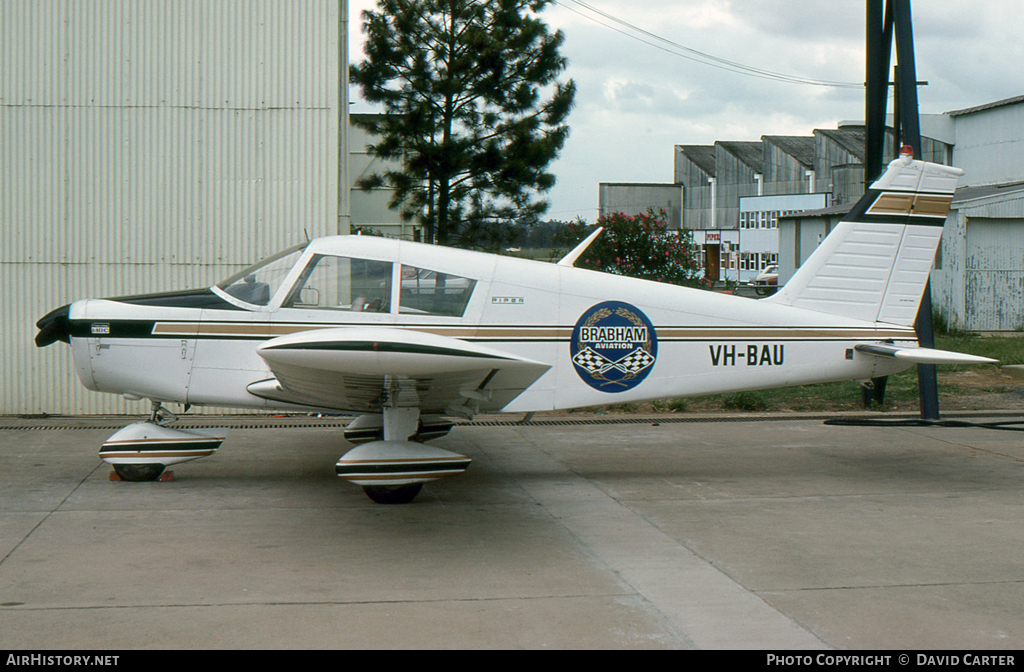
[557,210,711,289]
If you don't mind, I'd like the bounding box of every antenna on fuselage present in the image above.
[557,227,604,267]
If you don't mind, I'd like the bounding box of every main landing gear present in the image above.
[100,401,226,481]
[337,408,471,504]
[99,402,464,504]
[363,483,424,505]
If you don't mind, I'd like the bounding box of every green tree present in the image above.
[557,210,710,289]
[350,0,575,248]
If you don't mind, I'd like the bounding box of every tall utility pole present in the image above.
[864,0,940,420]
[339,0,352,235]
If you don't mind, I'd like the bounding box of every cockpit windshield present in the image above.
[215,244,306,306]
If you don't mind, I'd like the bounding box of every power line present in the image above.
[554,0,863,89]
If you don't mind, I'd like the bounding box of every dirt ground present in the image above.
[934,368,1024,411]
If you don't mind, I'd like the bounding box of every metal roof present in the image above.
[676,145,717,177]
[947,94,1024,117]
[779,181,1024,221]
[815,127,867,161]
[717,141,763,171]
[950,180,1024,202]
[777,202,853,220]
[762,135,815,167]
[600,182,680,187]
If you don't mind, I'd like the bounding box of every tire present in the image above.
[113,463,166,482]
[362,483,423,504]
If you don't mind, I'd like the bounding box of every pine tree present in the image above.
[350,0,575,248]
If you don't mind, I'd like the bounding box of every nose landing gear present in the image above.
[101,401,227,482]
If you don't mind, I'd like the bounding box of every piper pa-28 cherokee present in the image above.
[35,154,995,503]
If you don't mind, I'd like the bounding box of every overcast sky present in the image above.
[347,0,1024,222]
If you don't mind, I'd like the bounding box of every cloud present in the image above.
[348,0,1024,222]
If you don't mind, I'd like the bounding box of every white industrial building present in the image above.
[933,98,1024,332]
[603,93,1024,329]
[779,96,1024,331]
[1,0,404,414]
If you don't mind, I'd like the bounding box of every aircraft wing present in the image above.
[250,327,551,417]
[854,344,997,365]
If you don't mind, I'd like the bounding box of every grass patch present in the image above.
[642,335,1024,413]
[935,333,1024,367]
[720,391,772,412]
[651,398,690,413]
[559,336,1021,415]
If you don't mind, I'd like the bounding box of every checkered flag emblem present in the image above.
[615,348,655,373]
[572,347,613,374]
[573,347,654,375]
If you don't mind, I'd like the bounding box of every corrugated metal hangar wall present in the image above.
[1,0,346,414]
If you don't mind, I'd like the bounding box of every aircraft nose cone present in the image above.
[35,303,72,347]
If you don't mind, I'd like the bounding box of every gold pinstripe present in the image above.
[152,322,915,341]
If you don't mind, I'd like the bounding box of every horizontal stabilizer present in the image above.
[855,343,997,365]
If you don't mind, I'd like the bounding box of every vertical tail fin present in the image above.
[765,156,962,326]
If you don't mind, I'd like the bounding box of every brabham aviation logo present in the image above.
[571,301,657,392]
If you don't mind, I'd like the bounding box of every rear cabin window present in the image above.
[283,255,392,313]
[398,265,476,317]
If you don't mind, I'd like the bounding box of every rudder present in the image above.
[765,153,962,326]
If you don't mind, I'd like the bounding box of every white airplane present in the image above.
[35,154,995,503]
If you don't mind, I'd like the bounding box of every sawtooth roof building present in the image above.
[600,95,1024,331]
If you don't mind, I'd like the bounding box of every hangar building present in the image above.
[602,95,1024,331]
[778,96,1024,331]
[1,0,404,414]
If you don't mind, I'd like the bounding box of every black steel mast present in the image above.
[864,0,939,420]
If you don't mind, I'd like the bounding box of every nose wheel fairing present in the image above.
[100,420,227,481]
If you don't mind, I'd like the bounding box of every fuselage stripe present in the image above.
[137,321,917,341]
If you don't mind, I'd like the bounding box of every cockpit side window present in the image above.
[398,265,476,317]
[216,245,305,307]
[283,254,392,313]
